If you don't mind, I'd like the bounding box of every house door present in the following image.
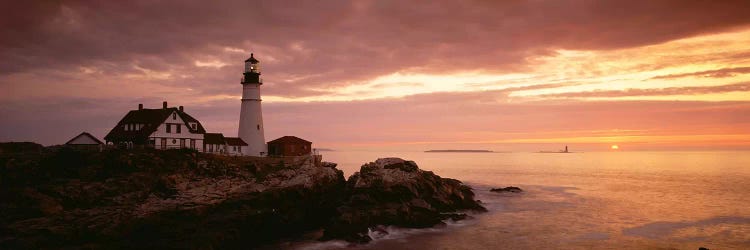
[161,138,167,149]
[190,139,196,149]
[180,139,185,148]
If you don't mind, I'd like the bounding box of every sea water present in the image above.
[291,151,750,249]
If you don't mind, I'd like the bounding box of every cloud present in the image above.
[650,67,750,80]
[537,82,750,98]
[2,1,750,149]
[2,0,750,97]
[2,89,749,150]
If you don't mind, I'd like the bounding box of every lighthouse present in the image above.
[238,53,266,156]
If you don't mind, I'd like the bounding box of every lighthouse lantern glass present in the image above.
[245,61,260,73]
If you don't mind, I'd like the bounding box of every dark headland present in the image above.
[425,149,494,153]
[0,142,485,248]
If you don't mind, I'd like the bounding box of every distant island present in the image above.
[425,149,494,153]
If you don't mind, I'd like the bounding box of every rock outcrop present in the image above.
[1,145,488,247]
[322,158,486,243]
[0,147,345,249]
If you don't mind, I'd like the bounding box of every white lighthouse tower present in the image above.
[238,53,266,156]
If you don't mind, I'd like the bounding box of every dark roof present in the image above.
[66,132,103,145]
[225,137,248,146]
[244,53,259,63]
[104,107,207,142]
[267,136,311,145]
[204,133,225,145]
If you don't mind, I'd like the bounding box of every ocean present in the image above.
[287,150,750,249]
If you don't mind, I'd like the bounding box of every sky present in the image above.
[1,1,750,152]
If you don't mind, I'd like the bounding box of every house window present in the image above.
[166,124,171,133]
[238,146,241,153]
[209,144,214,152]
[172,139,177,144]
[192,124,196,129]
[176,124,181,133]
[172,113,176,120]
[257,124,260,130]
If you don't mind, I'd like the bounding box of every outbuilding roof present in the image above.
[204,133,226,145]
[66,132,103,145]
[267,136,311,145]
[225,137,248,146]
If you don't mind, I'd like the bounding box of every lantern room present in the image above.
[242,53,262,84]
[244,53,260,73]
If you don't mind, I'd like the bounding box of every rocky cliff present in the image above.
[0,145,485,248]
[0,146,345,249]
[322,158,486,243]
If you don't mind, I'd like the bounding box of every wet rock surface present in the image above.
[322,158,486,243]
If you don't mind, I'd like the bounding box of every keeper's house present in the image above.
[104,102,206,150]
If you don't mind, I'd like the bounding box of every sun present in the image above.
[611,145,619,150]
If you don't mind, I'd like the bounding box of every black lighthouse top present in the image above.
[245,53,259,64]
[242,53,262,84]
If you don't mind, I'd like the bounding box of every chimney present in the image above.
[162,101,168,109]
[138,104,143,110]
[179,106,184,112]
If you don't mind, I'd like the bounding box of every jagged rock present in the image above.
[321,162,338,168]
[490,186,523,193]
[321,158,486,243]
[0,148,346,249]
[1,146,487,248]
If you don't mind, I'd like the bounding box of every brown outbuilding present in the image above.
[267,136,312,157]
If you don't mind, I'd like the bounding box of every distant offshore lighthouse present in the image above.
[238,53,267,156]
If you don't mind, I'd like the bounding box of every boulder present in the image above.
[322,158,486,243]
